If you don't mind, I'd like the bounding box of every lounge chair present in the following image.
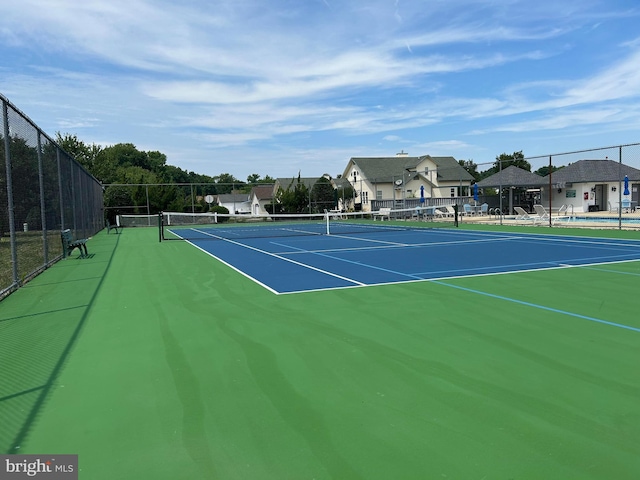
[412,207,427,221]
[462,204,473,216]
[480,203,489,215]
[514,206,534,223]
[533,205,550,223]
[444,205,457,217]
[374,207,392,221]
[551,204,572,224]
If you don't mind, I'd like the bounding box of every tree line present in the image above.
[459,151,561,183]
[57,133,559,217]
[57,133,278,218]
[55,133,346,218]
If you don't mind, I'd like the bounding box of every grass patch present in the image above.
[0,231,62,291]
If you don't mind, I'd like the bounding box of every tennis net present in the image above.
[162,212,328,240]
[118,214,157,227]
[160,208,443,241]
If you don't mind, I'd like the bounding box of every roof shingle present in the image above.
[476,166,545,188]
[543,160,640,183]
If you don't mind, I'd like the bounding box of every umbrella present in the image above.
[420,185,425,203]
[473,183,479,202]
[623,175,630,196]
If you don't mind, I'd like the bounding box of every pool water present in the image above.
[565,216,640,224]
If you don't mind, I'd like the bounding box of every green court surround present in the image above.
[1,224,639,479]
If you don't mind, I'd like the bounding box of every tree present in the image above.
[494,151,530,171]
[480,151,531,178]
[310,176,336,212]
[56,132,102,172]
[103,185,134,223]
[160,164,191,184]
[534,165,563,176]
[146,150,167,173]
[274,175,310,213]
[117,166,165,213]
[246,174,275,184]
[260,175,275,184]
[93,146,125,183]
[214,173,243,194]
[459,159,480,181]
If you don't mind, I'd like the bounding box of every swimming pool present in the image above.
[563,216,640,224]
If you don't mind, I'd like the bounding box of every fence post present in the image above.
[618,146,623,229]
[2,99,19,286]
[71,159,78,234]
[56,148,65,231]
[37,132,48,263]
[548,156,552,226]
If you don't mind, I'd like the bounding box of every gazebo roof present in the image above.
[543,159,640,183]
[476,166,545,188]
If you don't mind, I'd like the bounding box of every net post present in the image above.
[158,212,163,242]
[325,211,330,235]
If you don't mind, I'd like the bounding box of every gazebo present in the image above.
[476,166,545,214]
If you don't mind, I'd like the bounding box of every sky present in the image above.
[1,0,640,181]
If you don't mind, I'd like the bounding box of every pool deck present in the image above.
[458,209,640,229]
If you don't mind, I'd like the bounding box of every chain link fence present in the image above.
[523,144,640,214]
[0,94,103,299]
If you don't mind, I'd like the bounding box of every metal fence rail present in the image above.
[523,143,640,214]
[0,93,103,299]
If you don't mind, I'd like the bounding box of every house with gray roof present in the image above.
[342,153,473,212]
[477,160,640,213]
[217,193,251,214]
[273,175,355,212]
[249,184,275,215]
[542,159,640,213]
[332,176,354,212]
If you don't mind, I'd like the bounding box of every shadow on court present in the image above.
[0,232,118,453]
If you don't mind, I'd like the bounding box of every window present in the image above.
[363,191,369,204]
[450,188,456,198]
[376,190,383,200]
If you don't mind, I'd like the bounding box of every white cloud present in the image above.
[2,0,640,179]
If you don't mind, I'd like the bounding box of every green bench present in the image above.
[106,219,121,234]
[61,229,88,258]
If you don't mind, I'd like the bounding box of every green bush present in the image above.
[210,205,229,222]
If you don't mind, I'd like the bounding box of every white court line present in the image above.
[187,242,281,295]
[576,264,640,276]
[278,258,640,295]
[188,228,367,288]
[274,234,517,255]
[436,280,640,333]
[274,239,624,281]
[175,227,640,295]
[509,235,640,249]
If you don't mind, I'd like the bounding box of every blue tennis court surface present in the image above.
[172,227,640,294]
